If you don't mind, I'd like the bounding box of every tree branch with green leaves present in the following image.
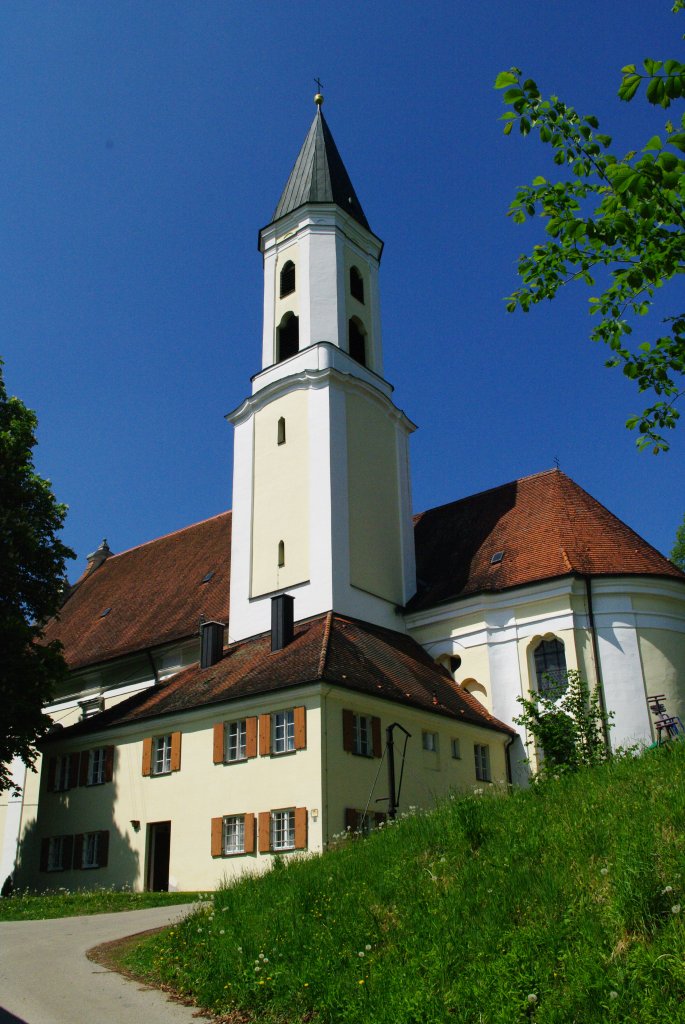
[496,12,685,453]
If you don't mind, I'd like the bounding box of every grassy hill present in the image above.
[123,742,685,1023]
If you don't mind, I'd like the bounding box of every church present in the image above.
[2,96,684,892]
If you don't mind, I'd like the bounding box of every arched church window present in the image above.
[533,638,567,694]
[280,261,295,298]
[350,266,364,304]
[277,313,299,362]
[348,317,366,367]
[278,540,285,568]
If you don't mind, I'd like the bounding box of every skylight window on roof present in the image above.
[200,571,214,584]
[490,551,504,565]
[99,607,111,618]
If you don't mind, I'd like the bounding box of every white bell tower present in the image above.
[228,94,416,643]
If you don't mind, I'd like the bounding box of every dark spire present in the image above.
[272,103,370,231]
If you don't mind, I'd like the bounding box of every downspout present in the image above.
[505,733,516,785]
[584,575,611,751]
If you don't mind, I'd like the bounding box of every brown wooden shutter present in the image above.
[211,816,223,857]
[46,756,56,792]
[294,807,308,850]
[294,706,306,750]
[372,716,382,758]
[98,830,109,868]
[259,714,271,757]
[79,751,89,787]
[244,813,255,854]
[213,723,224,764]
[258,811,271,852]
[171,731,182,772]
[342,709,354,752]
[63,834,74,870]
[69,752,80,788]
[345,807,359,831]
[104,746,114,783]
[73,834,84,870]
[39,838,50,872]
[142,737,153,776]
[246,717,257,758]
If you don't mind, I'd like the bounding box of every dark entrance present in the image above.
[146,821,171,891]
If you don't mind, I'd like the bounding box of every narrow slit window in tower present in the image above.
[277,417,286,445]
[278,540,285,568]
[348,318,366,367]
[350,266,364,303]
[277,313,299,362]
[280,261,295,298]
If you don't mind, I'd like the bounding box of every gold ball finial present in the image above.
[314,92,324,107]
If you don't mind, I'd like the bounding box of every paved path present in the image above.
[0,904,204,1024]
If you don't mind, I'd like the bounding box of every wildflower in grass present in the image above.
[600,867,609,876]
[672,904,681,914]
[358,979,365,985]
[254,966,261,972]
[527,994,538,1004]
[263,957,269,963]
[609,992,618,1000]
[365,944,372,950]
[259,952,265,959]
[303,983,309,988]
[358,951,365,957]
[663,886,674,894]
[220,929,224,935]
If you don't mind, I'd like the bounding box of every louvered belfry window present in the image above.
[280,260,295,298]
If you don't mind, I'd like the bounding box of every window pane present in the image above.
[273,711,294,753]
[534,639,567,693]
[226,721,246,761]
[223,815,245,854]
[153,736,172,774]
[271,810,295,850]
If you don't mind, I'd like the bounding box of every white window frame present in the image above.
[87,747,106,786]
[82,832,100,869]
[272,710,295,755]
[271,809,295,851]
[47,836,66,871]
[422,731,438,753]
[152,735,172,776]
[451,737,461,760]
[352,714,373,757]
[223,815,245,855]
[474,743,491,782]
[224,720,247,763]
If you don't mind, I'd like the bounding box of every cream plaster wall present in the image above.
[637,626,685,735]
[251,390,310,597]
[321,688,509,844]
[16,689,324,892]
[346,392,402,604]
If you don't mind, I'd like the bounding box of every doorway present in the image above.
[146,821,171,891]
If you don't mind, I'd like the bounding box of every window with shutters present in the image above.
[153,735,172,775]
[47,836,67,871]
[280,260,295,298]
[54,754,73,792]
[353,714,373,756]
[82,832,101,869]
[87,747,106,785]
[272,709,295,754]
[271,809,296,851]
[474,743,491,782]
[422,731,438,753]
[223,815,245,855]
[225,720,247,762]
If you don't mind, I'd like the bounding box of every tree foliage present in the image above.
[671,512,685,569]
[496,8,685,452]
[0,362,74,793]
[514,670,611,774]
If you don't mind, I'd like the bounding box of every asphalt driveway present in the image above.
[0,904,203,1024]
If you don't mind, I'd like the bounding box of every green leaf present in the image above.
[495,71,518,90]
[532,176,547,186]
[644,135,663,152]
[503,121,513,136]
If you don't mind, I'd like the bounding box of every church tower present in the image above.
[228,95,416,643]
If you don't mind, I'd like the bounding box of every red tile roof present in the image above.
[410,469,684,611]
[45,612,514,740]
[43,512,231,670]
[45,469,683,671]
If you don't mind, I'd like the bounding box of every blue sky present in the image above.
[2,1,683,576]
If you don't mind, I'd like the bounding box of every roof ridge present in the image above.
[414,468,563,520]
[317,610,334,678]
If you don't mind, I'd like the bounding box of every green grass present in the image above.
[0,887,199,920]
[121,743,685,1023]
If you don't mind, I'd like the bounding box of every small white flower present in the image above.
[237,946,242,952]
[527,994,538,1004]
[358,951,365,957]
[662,885,674,894]
[259,953,265,959]
[219,929,225,935]
[254,966,261,973]
[609,991,618,1000]
[365,944,372,951]
[672,904,681,914]
[600,867,609,876]
[263,957,269,963]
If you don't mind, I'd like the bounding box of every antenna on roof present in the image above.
[554,456,561,470]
